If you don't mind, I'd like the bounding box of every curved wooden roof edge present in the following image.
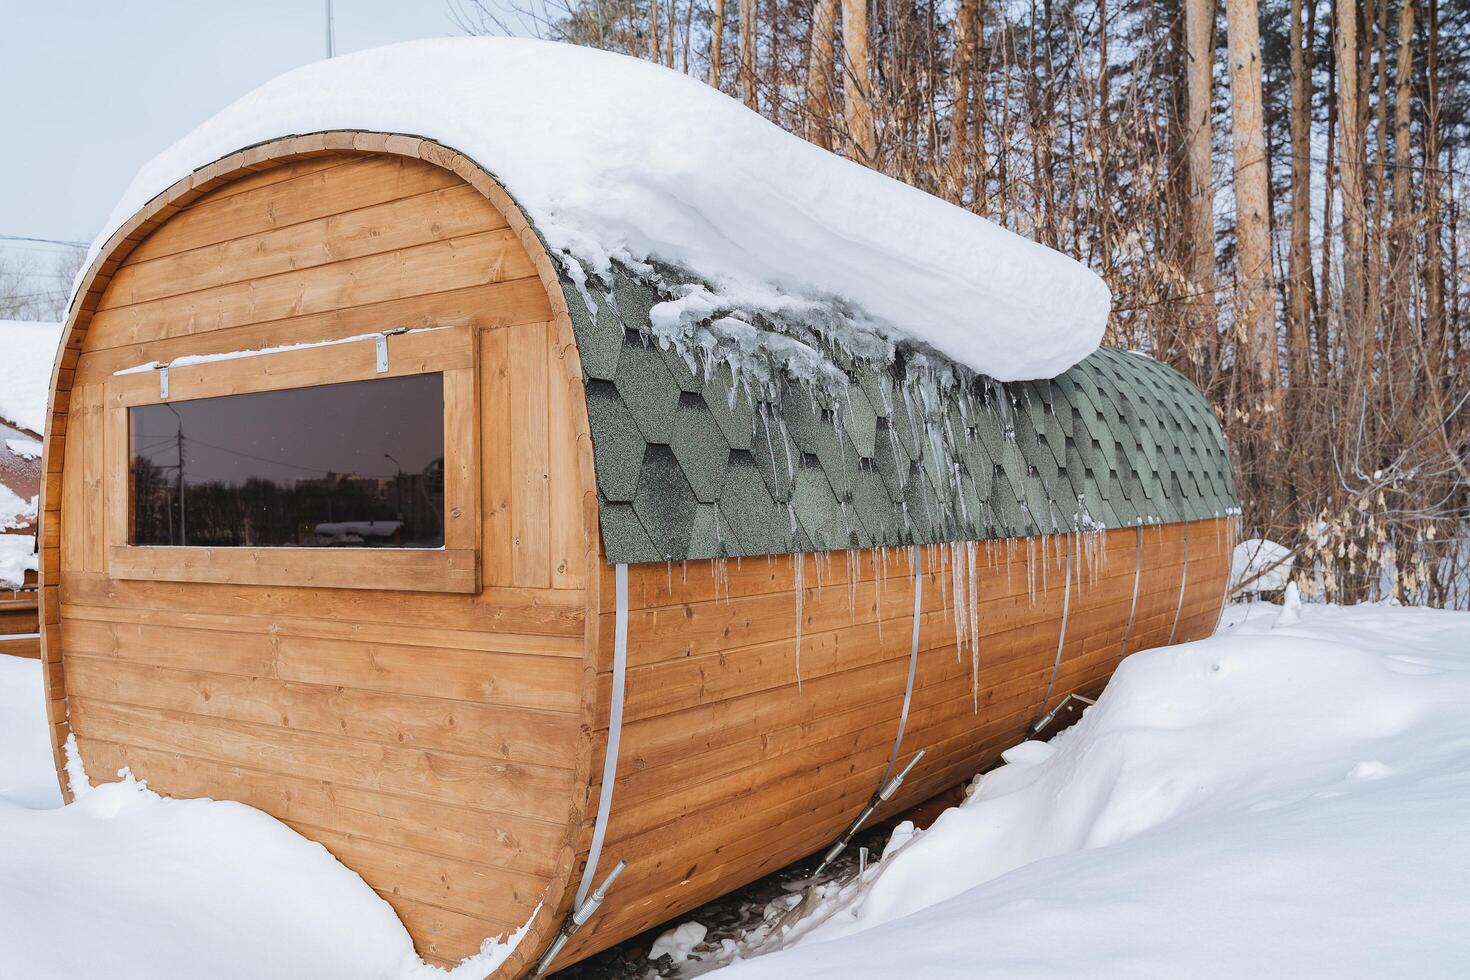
[38,130,602,979]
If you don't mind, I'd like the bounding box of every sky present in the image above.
[0,0,512,296]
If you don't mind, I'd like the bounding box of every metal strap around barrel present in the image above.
[1212,519,1237,633]
[880,545,924,787]
[1037,532,1073,720]
[575,562,628,910]
[1166,523,1190,646]
[1118,524,1144,657]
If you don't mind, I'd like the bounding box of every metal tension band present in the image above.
[1036,532,1074,721]
[1118,524,1144,657]
[575,562,628,910]
[1167,523,1190,646]
[1212,520,1237,633]
[880,545,924,787]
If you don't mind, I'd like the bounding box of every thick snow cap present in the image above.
[89,38,1110,382]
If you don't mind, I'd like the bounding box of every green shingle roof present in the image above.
[563,269,1238,565]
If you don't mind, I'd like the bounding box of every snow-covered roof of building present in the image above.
[0,321,52,590]
[87,37,1110,384]
[0,320,61,436]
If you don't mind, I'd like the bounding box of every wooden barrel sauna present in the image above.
[37,133,1239,976]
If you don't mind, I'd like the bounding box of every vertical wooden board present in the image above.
[102,405,128,556]
[509,322,551,588]
[441,366,480,571]
[78,386,105,573]
[546,326,585,589]
[60,389,88,575]
[481,328,513,585]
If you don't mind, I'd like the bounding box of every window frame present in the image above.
[103,326,479,594]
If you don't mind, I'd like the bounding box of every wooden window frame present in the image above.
[103,326,480,594]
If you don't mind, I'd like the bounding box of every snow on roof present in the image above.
[0,320,62,435]
[86,38,1110,383]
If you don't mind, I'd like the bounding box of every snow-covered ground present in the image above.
[0,663,528,979]
[3,599,1468,978]
[700,599,1470,977]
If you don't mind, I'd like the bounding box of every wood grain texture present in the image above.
[556,517,1232,963]
[44,141,602,976]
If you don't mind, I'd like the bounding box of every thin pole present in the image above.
[325,0,336,59]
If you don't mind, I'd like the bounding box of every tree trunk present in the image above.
[1388,0,1415,400]
[1335,0,1365,359]
[1183,0,1218,367]
[740,0,758,109]
[1287,0,1315,396]
[1225,0,1281,422]
[806,0,840,149]
[1317,10,1337,382]
[945,0,976,202]
[841,0,876,164]
[709,0,727,87]
[1422,0,1446,390]
[650,0,661,63]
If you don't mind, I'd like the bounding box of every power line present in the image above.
[0,234,87,248]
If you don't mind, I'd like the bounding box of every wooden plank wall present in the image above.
[561,516,1230,961]
[51,150,592,969]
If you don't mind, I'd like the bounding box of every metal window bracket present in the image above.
[375,327,410,373]
[158,364,169,400]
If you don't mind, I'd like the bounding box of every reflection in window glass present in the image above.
[130,374,445,548]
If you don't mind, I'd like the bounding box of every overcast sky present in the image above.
[1,1,510,288]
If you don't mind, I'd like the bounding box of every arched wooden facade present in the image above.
[39,134,1236,976]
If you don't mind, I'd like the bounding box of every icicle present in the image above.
[951,542,966,661]
[1041,534,1051,596]
[1026,536,1037,606]
[873,549,884,641]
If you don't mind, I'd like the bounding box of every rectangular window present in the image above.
[104,327,479,593]
[129,374,446,548]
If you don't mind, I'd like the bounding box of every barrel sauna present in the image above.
[37,128,1238,975]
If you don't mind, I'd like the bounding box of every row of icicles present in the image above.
[667,513,1241,712]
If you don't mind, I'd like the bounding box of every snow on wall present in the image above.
[82,38,1109,384]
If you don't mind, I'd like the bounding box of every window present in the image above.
[104,327,478,593]
[129,374,446,548]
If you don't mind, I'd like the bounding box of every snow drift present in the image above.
[712,601,1470,977]
[86,38,1110,383]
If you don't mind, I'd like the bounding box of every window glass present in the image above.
[130,373,445,548]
